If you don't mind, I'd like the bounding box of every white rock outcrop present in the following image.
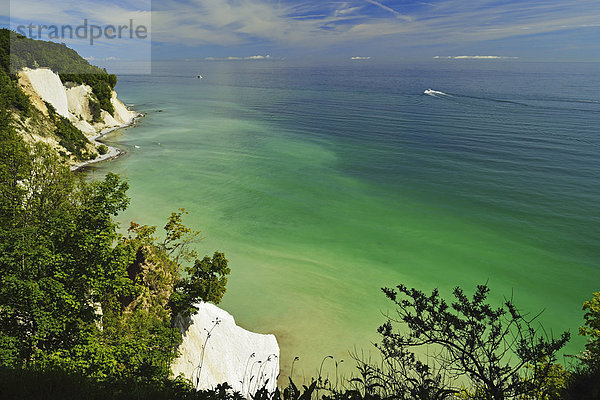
[66,82,138,133]
[21,68,70,118]
[111,91,136,125]
[66,84,96,134]
[172,303,279,397]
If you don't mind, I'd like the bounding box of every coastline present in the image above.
[70,111,144,171]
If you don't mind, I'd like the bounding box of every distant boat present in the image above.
[197,75,203,79]
[424,89,451,97]
[134,145,140,149]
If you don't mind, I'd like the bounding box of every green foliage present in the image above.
[3,28,105,75]
[126,209,230,318]
[579,292,600,367]
[0,135,231,389]
[91,78,116,115]
[0,119,31,223]
[0,65,31,117]
[0,369,245,400]
[44,100,95,160]
[161,208,202,263]
[520,359,569,400]
[0,30,32,117]
[61,73,117,116]
[560,292,600,399]
[170,252,231,317]
[0,142,131,369]
[251,378,318,400]
[107,73,118,88]
[98,144,109,155]
[375,284,570,400]
[88,96,103,122]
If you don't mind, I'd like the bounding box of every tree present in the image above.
[0,138,134,368]
[579,292,600,367]
[0,118,31,224]
[376,284,570,400]
[169,251,230,317]
[0,135,230,386]
[160,208,202,264]
[562,292,600,399]
[520,358,569,400]
[125,209,230,319]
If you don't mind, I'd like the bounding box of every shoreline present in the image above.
[70,111,144,171]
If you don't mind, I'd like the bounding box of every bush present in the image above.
[364,284,570,399]
[562,292,600,399]
[62,74,116,116]
[97,144,108,155]
[0,66,31,117]
[0,138,231,386]
[0,368,244,400]
[44,101,90,160]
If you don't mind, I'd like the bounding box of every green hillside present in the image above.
[0,31,32,117]
[3,29,104,75]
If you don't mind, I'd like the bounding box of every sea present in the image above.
[93,60,600,380]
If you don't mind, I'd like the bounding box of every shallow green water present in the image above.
[94,61,600,379]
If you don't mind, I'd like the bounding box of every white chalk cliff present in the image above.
[17,67,139,168]
[172,303,280,397]
[19,67,138,131]
[21,68,71,118]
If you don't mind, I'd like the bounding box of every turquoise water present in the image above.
[94,61,600,379]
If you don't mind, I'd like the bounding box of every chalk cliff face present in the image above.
[20,68,71,118]
[172,303,280,397]
[18,67,138,136]
[17,67,139,167]
[65,83,95,135]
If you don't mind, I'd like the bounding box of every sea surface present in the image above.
[94,60,600,380]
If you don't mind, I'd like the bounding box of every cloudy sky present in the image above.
[3,0,600,63]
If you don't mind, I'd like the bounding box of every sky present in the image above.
[2,0,600,65]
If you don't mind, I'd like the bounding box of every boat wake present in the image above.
[424,88,599,111]
[424,89,452,98]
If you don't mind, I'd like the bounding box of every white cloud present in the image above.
[433,55,519,59]
[363,0,412,21]
[334,6,363,17]
[203,54,273,61]
[9,0,151,28]
[152,0,600,51]
[84,55,121,61]
[351,56,371,60]
[10,0,600,55]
